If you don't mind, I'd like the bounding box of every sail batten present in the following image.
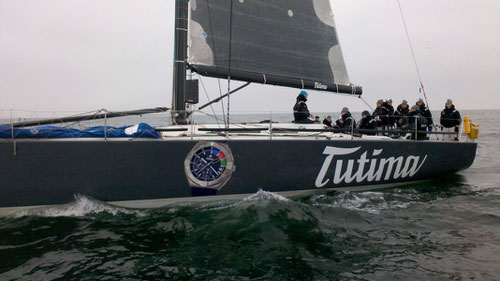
[188,0,361,95]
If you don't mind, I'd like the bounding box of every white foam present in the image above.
[312,191,411,215]
[201,190,291,212]
[241,189,290,203]
[13,195,147,218]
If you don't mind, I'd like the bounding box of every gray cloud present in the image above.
[1,0,499,118]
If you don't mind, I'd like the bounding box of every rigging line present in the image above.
[6,108,101,116]
[198,82,251,111]
[60,109,105,128]
[20,108,102,129]
[206,0,226,127]
[217,78,227,127]
[226,0,234,127]
[396,0,429,107]
[205,0,218,65]
[359,96,374,111]
[194,109,226,123]
[227,76,231,128]
[198,74,221,128]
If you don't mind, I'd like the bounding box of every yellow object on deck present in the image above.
[463,115,480,140]
[464,116,471,134]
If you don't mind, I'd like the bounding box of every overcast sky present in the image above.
[1,0,499,117]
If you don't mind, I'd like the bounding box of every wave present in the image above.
[308,191,412,214]
[241,189,290,203]
[191,189,291,212]
[11,194,147,218]
[8,183,487,219]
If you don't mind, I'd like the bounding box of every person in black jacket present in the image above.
[293,91,314,123]
[408,105,428,140]
[372,99,389,128]
[358,110,377,135]
[395,99,410,129]
[323,115,333,127]
[385,98,395,128]
[440,99,461,128]
[335,107,356,131]
[440,99,461,141]
[416,98,433,130]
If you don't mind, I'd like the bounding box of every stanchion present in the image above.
[104,110,107,141]
[10,109,17,156]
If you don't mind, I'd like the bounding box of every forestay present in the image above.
[188,0,362,95]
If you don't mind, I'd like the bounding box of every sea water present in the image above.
[0,110,499,280]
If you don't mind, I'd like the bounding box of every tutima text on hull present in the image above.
[0,0,478,215]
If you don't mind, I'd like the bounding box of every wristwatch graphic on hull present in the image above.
[184,142,235,190]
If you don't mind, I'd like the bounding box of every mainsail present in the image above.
[188,0,362,95]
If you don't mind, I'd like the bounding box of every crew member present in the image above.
[372,99,389,128]
[385,98,395,128]
[408,105,428,140]
[416,98,433,130]
[395,99,410,129]
[323,115,333,127]
[358,110,377,135]
[293,91,314,123]
[335,107,356,130]
[440,99,461,141]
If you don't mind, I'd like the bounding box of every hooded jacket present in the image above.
[323,118,333,127]
[293,94,312,123]
[335,112,356,129]
[359,114,377,135]
[395,104,410,128]
[440,105,461,128]
[384,102,395,126]
[417,103,434,126]
[408,110,428,140]
[372,104,390,126]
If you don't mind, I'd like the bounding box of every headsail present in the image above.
[188,0,362,95]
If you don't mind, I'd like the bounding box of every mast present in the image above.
[172,0,189,125]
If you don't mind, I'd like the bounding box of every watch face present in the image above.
[190,147,227,181]
[184,142,235,190]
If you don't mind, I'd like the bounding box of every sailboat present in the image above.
[0,0,477,214]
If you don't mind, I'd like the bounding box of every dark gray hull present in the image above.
[0,139,477,209]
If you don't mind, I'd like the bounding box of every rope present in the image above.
[217,78,227,127]
[359,96,374,111]
[198,75,221,128]
[193,109,226,124]
[226,0,234,127]
[397,0,430,107]
[206,0,227,128]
